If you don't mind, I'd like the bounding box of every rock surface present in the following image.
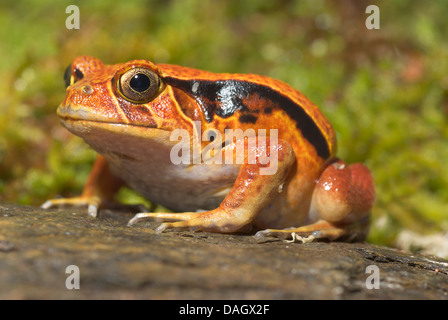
[0,203,447,299]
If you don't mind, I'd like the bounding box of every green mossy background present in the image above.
[0,0,447,252]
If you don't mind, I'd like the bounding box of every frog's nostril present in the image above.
[82,85,94,95]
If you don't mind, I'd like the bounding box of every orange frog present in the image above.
[43,56,375,241]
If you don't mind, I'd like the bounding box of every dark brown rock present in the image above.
[0,203,447,299]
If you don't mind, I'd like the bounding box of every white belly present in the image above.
[70,121,240,211]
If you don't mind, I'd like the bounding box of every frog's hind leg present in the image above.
[256,160,375,242]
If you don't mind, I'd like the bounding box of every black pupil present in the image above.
[130,73,151,92]
[74,68,83,81]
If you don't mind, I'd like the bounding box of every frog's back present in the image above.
[158,63,337,163]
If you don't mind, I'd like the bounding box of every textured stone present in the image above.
[0,203,447,299]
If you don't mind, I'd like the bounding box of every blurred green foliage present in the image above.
[0,0,447,247]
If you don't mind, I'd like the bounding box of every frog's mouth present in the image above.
[57,103,160,129]
[57,103,194,161]
[57,103,177,149]
[59,116,179,158]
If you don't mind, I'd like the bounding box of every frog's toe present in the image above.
[155,223,168,233]
[40,196,101,217]
[127,213,152,226]
[254,229,275,240]
[128,213,203,232]
[154,222,195,233]
[150,220,204,233]
[254,220,351,242]
[87,204,99,217]
[127,211,203,227]
[40,200,53,209]
[254,229,318,243]
[41,196,101,217]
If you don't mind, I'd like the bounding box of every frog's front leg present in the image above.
[41,155,124,217]
[128,137,295,233]
[256,160,375,242]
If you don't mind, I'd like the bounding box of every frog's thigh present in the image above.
[255,160,375,241]
[311,160,375,224]
[129,137,295,233]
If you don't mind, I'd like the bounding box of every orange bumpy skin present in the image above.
[42,56,375,242]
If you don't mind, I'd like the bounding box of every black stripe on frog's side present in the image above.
[164,77,330,159]
[166,78,250,122]
[238,114,258,124]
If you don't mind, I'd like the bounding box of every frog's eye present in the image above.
[64,64,84,88]
[64,65,71,88]
[117,67,162,104]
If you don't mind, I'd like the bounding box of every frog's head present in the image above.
[58,56,196,136]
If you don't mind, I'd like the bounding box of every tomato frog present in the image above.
[42,55,375,242]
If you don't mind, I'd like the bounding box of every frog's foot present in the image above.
[41,196,101,217]
[254,220,351,242]
[128,211,203,227]
[41,156,126,218]
[128,209,249,234]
